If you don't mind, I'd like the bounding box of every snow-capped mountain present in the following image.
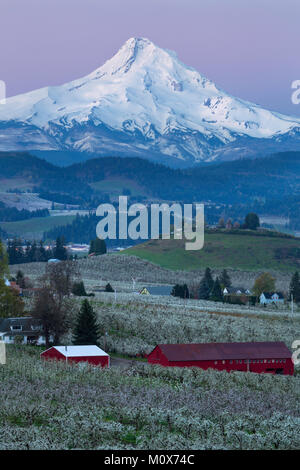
[0,37,300,166]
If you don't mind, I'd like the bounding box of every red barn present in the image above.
[41,345,110,367]
[147,341,294,375]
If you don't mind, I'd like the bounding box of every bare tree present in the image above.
[31,286,72,348]
[43,260,79,301]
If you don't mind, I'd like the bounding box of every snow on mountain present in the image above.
[0,37,300,165]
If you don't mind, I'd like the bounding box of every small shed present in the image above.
[41,345,110,367]
[147,341,294,375]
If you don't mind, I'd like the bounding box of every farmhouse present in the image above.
[41,345,110,367]
[260,292,284,305]
[139,285,173,296]
[0,317,50,345]
[147,341,294,375]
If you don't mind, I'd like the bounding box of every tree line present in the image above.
[6,237,68,264]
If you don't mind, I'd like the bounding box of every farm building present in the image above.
[139,285,173,296]
[41,345,110,367]
[260,292,284,305]
[147,341,294,375]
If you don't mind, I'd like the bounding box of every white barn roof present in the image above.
[52,345,109,357]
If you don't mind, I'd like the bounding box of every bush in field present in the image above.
[72,281,87,297]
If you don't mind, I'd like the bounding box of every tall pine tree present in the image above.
[73,299,101,346]
[289,271,300,303]
[199,267,214,300]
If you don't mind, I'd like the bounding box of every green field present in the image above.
[124,230,300,272]
[90,177,149,197]
[0,215,76,239]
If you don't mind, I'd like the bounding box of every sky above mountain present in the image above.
[0,0,299,117]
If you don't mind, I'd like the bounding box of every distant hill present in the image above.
[123,230,300,272]
[1,150,300,234]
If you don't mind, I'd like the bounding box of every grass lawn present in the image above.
[123,231,300,272]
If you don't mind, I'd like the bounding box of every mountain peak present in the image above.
[96,37,164,77]
[0,38,299,164]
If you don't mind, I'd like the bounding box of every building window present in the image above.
[222,360,225,365]
[11,325,22,331]
[214,361,218,365]
[229,360,233,364]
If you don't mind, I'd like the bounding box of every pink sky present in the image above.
[0,0,299,116]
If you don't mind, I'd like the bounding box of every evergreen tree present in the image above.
[73,299,101,346]
[89,238,107,256]
[53,236,68,260]
[198,267,214,300]
[244,213,260,230]
[16,270,26,288]
[105,283,114,293]
[289,271,300,303]
[210,277,223,302]
[220,269,231,288]
[172,284,189,298]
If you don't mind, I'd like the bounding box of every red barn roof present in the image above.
[155,342,291,362]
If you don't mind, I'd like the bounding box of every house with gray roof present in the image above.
[0,317,52,345]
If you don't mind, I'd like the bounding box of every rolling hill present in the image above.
[123,230,300,272]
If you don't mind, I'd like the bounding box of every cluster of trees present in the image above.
[217,213,260,231]
[31,261,79,347]
[0,202,49,222]
[7,237,68,264]
[198,268,231,302]
[45,213,100,245]
[31,260,101,348]
[171,284,189,299]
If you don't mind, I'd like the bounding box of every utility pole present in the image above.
[291,292,294,316]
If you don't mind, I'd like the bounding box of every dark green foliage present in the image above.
[105,283,114,293]
[89,238,107,256]
[244,213,260,230]
[198,268,214,300]
[53,236,68,261]
[16,270,25,288]
[73,299,101,346]
[210,277,223,302]
[0,201,49,222]
[72,281,87,297]
[289,271,300,303]
[7,239,52,264]
[171,284,189,299]
[220,269,231,288]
